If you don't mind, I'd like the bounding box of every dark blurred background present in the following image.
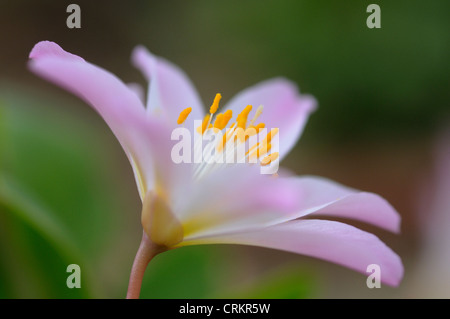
[0,0,449,298]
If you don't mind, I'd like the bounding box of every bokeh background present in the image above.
[0,0,449,298]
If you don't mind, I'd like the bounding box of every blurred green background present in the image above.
[0,0,449,298]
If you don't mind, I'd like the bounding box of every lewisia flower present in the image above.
[29,41,403,298]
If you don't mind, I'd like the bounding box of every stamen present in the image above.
[249,105,264,126]
[246,142,259,156]
[221,110,233,128]
[249,143,272,160]
[237,117,247,130]
[189,94,279,177]
[261,128,279,145]
[209,93,222,114]
[201,114,210,134]
[177,107,192,125]
[260,152,279,166]
[196,123,213,134]
[254,123,266,132]
[236,105,252,129]
[216,123,236,153]
[242,124,266,143]
[213,113,224,129]
[237,105,252,120]
[238,125,259,143]
[244,126,258,138]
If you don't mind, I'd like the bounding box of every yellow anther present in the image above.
[209,93,222,114]
[237,105,252,121]
[237,105,253,129]
[254,123,266,132]
[201,114,210,134]
[249,105,264,126]
[177,107,192,125]
[221,110,233,127]
[213,113,224,129]
[237,116,247,129]
[260,152,279,166]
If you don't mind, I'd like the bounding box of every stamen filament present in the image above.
[249,105,264,126]
[261,128,279,145]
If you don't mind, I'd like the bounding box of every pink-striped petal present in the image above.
[132,46,204,128]
[223,78,317,160]
[181,219,403,287]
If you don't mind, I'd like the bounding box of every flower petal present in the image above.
[28,41,190,200]
[223,78,317,160]
[181,219,403,287]
[177,165,303,240]
[281,176,401,233]
[179,173,399,240]
[127,82,146,104]
[132,46,205,128]
[29,40,85,62]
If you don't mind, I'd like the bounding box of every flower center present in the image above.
[177,93,279,172]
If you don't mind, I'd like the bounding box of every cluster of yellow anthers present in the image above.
[177,93,279,167]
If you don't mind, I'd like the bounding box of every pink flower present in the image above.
[29,41,403,297]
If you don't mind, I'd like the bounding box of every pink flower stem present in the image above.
[126,231,165,299]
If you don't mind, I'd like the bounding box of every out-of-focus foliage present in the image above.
[0,86,120,297]
[216,265,316,299]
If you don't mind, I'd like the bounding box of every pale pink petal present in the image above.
[310,192,401,233]
[132,46,204,127]
[279,176,401,233]
[181,219,403,287]
[29,41,146,149]
[28,41,190,200]
[180,173,399,239]
[29,40,84,62]
[126,117,193,201]
[223,78,317,160]
[178,165,303,240]
[127,82,145,104]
